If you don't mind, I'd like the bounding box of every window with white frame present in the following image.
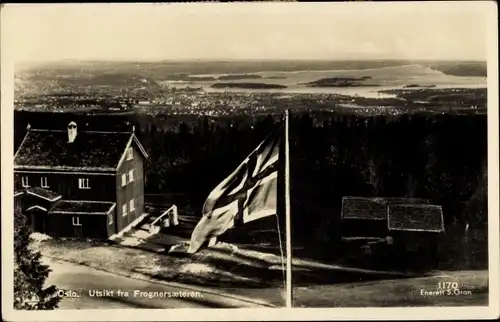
[78,178,90,189]
[21,176,29,188]
[128,170,134,183]
[127,147,133,160]
[129,199,135,212]
[122,203,127,216]
[108,213,113,225]
[121,174,127,187]
[41,177,49,188]
[72,216,82,226]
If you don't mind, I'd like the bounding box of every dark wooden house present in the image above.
[14,121,149,239]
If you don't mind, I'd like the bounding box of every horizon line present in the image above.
[16,58,487,65]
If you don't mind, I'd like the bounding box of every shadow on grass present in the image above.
[154,246,285,289]
[133,219,419,289]
[292,222,489,274]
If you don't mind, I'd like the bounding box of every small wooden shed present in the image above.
[387,203,445,256]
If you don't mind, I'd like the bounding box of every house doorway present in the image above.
[26,207,47,234]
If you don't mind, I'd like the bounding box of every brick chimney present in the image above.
[67,121,77,143]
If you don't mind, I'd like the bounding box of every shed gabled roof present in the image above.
[341,196,433,221]
[14,128,148,172]
[341,197,387,220]
[388,204,445,233]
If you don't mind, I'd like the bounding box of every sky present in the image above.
[2,2,494,63]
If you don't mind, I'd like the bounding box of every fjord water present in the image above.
[163,64,487,98]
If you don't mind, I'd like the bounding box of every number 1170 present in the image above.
[438,282,458,289]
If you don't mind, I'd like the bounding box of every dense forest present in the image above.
[14,110,488,268]
[287,112,487,270]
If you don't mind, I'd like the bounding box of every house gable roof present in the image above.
[116,133,149,170]
[49,200,116,215]
[14,128,148,172]
[26,187,62,202]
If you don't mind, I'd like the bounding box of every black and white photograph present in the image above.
[1,2,499,320]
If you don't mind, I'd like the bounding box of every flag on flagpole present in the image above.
[187,125,283,254]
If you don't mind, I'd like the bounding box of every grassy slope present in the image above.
[37,237,488,308]
[37,238,285,307]
[293,270,488,307]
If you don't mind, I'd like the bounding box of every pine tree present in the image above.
[422,133,441,199]
[14,206,60,310]
[465,160,488,226]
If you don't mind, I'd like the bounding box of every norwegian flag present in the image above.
[187,126,282,254]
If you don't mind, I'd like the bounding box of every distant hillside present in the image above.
[16,60,418,76]
[428,62,487,77]
[17,60,487,82]
[22,72,146,86]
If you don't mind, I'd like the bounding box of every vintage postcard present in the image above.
[1,2,499,321]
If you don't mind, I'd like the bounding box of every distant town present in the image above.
[13,60,487,119]
[14,82,486,119]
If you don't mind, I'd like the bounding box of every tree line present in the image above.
[133,111,487,246]
[14,110,488,248]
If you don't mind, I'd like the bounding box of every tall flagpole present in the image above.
[284,109,292,307]
[275,214,286,291]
